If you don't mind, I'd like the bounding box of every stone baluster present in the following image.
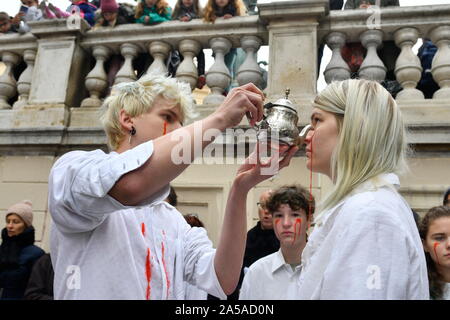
[114,43,139,84]
[0,52,20,109]
[430,25,450,99]
[324,32,351,84]
[81,45,111,108]
[204,37,232,105]
[13,49,36,109]
[146,41,171,76]
[358,29,386,81]
[176,39,201,90]
[394,27,424,100]
[236,36,263,88]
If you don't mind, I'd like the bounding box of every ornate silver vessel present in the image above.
[256,89,311,147]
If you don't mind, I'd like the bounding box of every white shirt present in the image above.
[239,249,302,300]
[48,141,226,300]
[297,173,429,300]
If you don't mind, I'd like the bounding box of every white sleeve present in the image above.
[182,225,227,300]
[238,269,252,300]
[49,141,168,233]
[319,208,412,299]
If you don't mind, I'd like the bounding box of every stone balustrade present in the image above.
[318,4,450,100]
[0,2,449,153]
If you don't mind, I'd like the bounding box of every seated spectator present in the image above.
[18,0,43,22]
[419,206,450,300]
[68,0,98,26]
[0,12,19,35]
[0,201,45,300]
[135,0,172,25]
[24,253,54,300]
[239,185,314,300]
[171,0,206,88]
[417,38,439,99]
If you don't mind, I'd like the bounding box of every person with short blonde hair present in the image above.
[297,79,429,299]
[48,73,297,299]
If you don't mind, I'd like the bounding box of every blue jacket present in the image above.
[71,1,98,26]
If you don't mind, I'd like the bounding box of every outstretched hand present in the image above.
[234,144,299,192]
[212,83,264,129]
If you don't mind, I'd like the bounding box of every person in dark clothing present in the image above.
[0,200,44,300]
[24,253,54,300]
[443,188,450,207]
[222,189,280,300]
[417,38,440,99]
[165,185,178,207]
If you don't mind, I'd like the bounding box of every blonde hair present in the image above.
[312,79,409,220]
[99,73,196,150]
[203,0,247,23]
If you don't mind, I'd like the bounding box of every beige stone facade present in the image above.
[0,1,449,253]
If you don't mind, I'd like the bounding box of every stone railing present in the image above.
[0,1,449,154]
[318,4,450,100]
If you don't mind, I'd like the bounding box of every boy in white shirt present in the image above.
[48,74,298,299]
[239,185,314,300]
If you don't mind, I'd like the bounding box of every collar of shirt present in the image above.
[271,249,301,274]
[315,173,400,228]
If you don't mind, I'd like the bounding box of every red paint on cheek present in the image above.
[433,242,440,266]
[145,248,151,300]
[293,218,302,244]
[309,132,315,223]
[163,121,167,135]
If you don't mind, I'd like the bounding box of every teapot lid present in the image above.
[271,88,297,113]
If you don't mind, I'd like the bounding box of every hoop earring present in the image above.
[128,126,136,144]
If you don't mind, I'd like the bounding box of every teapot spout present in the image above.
[295,124,312,148]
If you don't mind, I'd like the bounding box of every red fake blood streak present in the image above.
[293,218,302,244]
[141,222,146,236]
[163,121,167,136]
[145,248,151,300]
[308,132,315,227]
[433,242,440,266]
[161,241,170,299]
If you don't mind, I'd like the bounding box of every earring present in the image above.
[128,126,136,144]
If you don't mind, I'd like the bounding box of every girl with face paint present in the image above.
[419,206,450,300]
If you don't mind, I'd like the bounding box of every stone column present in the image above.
[394,27,424,100]
[324,32,351,84]
[204,37,232,105]
[146,41,171,76]
[258,0,329,124]
[430,25,450,100]
[81,45,111,108]
[236,36,263,88]
[0,52,20,109]
[115,43,139,84]
[358,29,387,81]
[176,39,201,90]
[13,49,37,109]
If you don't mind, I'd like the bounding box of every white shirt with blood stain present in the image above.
[239,249,302,300]
[48,141,226,300]
[296,173,429,300]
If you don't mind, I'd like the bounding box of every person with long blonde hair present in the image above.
[203,0,246,23]
[297,79,429,299]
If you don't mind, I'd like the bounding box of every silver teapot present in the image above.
[256,89,311,148]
